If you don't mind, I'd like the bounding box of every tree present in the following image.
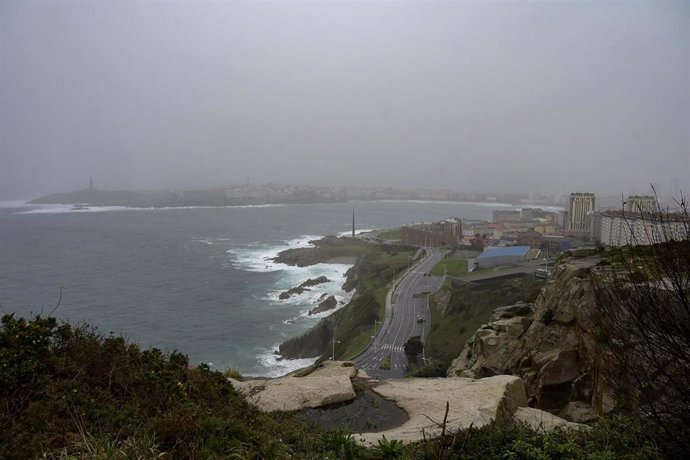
[592,191,690,454]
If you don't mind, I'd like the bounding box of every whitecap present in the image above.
[225,235,323,273]
[252,346,318,378]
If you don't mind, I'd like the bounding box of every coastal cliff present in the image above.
[278,241,416,360]
[448,255,608,422]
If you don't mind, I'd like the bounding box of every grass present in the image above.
[431,258,469,276]
[379,354,392,370]
[377,228,402,240]
[425,276,543,365]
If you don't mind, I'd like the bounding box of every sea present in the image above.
[0,199,556,377]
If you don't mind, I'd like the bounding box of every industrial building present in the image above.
[468,246,531,272]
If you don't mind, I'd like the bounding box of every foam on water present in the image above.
[253,346,318,378]
[335,228,375,237]
[225,235,323,273]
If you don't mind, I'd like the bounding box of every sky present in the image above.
[1,0,688,200]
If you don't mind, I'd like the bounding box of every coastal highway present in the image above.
[353,248,448,378]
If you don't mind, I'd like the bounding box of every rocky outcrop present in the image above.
[309,295,338,315]
[278,276,330,300]
[279,318,334,359]
[230,361,357,412]
[448,258,611,421]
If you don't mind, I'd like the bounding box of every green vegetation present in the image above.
[0,314,327,459]
[425,276,543,365]
[430,258,469,276]
[377,228,402,241]
[406,360,447,378]
[0,314,670,458]
[379,353,392,370]
[274,236,379,267]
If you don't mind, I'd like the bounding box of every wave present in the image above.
[253,346,318,378]
[225,235,323,273]
[335,228,375,237]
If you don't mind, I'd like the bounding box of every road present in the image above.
[353,248,447,378]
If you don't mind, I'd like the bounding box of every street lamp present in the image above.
[373,319,382,339]
[331,338,341,361]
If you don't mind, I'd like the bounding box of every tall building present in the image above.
[567,193,596,233]
[596,210,689,247]
[625,195,656,214]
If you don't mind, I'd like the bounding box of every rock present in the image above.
[279,276,330,300]
[308,295,338,315]
[279,319,333,359]
[447,258,615,416]
[558,401,599,423]
[513,407,590,432]
[533,349,580,387]
[230,361,356,412]
[357,375,527,445]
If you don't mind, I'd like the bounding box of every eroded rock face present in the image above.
[448,259,612,420]
[229,361,357,412]
[279,319,333,359]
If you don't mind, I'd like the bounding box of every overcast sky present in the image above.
[1,0,688,200]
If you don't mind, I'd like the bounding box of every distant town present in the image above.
[389,191,688,277]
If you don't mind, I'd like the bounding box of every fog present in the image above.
[1,1,688,200]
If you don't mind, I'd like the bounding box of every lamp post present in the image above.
[373,319,382,340]
[331,338,341,361]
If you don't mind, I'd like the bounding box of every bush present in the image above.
[0,314,327,459]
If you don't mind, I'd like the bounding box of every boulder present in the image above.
[558,401,599,423]
[513,407,590,432]
[230,361,356,412]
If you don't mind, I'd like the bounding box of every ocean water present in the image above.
[0,199,535,376]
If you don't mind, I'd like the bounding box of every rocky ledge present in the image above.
[229,361,357,412]
[229,362,586,445]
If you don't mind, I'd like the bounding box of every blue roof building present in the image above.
[468,246,531,272]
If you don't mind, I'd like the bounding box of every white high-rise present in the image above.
[568,193,596,233]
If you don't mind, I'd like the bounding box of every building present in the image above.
[596,210,688,247]
[625,195,656,214]
[567,193,596,234]
[492,210,521,223]
[402,218,462,247]
[468,246,531,272]
[517,231,543,249]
